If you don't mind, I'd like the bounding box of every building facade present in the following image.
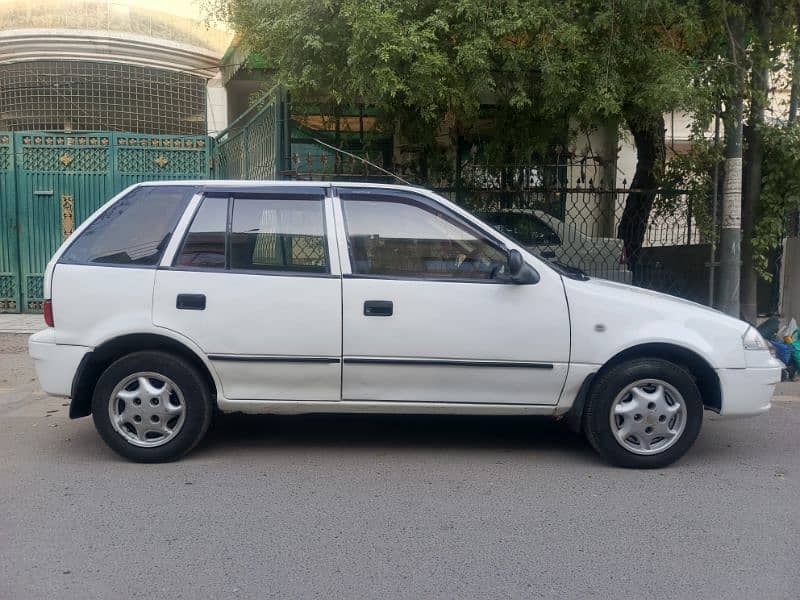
[0,0,233,135]
[0,1,234,313]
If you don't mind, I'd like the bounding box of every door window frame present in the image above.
[160,187,341,278]
[334,187,516,285]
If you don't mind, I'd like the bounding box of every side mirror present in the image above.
[508,248,524,277]
[507,249,539,285]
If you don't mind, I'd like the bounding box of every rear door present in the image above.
[153,186,342,402]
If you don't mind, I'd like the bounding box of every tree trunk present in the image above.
[790,10,800,237]
[790,8,800,123]
[741,120,762,323]
[741,0,772,323]
[617,114,666,284]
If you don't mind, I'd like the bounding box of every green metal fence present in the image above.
[0,131,210,313]
[212,87,288,179]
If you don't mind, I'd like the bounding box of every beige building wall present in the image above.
[0,0,231,54]
[564,121,619,238]
[0,0,233,134]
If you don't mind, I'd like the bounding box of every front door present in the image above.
[153,186,342,401]
[335,188,570,405]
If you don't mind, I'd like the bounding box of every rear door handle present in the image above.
[176,293,206,310]
[364,300,393,316]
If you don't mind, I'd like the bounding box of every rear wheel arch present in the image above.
[70,333,217,419]
[566,342,721,433]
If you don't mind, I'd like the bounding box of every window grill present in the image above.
[0,61,207,134]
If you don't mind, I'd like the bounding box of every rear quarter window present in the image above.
[60,186,195,267]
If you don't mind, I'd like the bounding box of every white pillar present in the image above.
[206,71,228,137]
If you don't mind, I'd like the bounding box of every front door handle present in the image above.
[364,300,393,316]
[176,293,206,310]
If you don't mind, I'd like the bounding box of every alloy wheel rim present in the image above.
[108,372,186,448]
[609,378,686,456]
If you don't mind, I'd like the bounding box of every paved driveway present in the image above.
[1,333,798,599]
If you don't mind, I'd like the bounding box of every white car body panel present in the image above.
[51,264,157,347]
[717,367,779,416]
[28,329,89,397]
[562,277,750,369]
[152,269,342,401]
[340,278,570,405]
[28,180,780,422]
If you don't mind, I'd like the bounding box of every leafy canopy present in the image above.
[210,0,703,162]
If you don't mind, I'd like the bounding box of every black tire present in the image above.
[583,358,703,469]
[91,351,213,462]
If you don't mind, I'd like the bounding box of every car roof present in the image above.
[134,180,425,192]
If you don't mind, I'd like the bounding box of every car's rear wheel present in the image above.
[583,358,703,468]
[91,351,213,462]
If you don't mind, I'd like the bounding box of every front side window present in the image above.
[60,186,194,267]
[341,192,507,280]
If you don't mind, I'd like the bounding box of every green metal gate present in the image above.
[0,134,19,311]
[0,131,210,313]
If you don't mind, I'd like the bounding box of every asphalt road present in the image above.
[1,333,799,599]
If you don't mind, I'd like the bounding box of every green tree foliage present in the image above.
[663,0,800,287]
[211,0,701,166]
[753,122,800,278]
[211,0,800,295]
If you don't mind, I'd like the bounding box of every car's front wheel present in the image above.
[583,358,703,468]
[91,351,213,462]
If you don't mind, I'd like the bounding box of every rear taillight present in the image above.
[43,299,54,327]
[619,246,628,265]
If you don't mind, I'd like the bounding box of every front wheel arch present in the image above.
[582,357,704,468]
[70,333,218,419]
[566,342,721,433]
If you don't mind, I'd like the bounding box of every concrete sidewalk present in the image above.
[0,313,44,334]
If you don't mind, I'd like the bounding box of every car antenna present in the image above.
[311,137,413,186]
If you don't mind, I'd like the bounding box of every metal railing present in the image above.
[212,86,289,180]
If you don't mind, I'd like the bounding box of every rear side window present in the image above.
[230,197,328,272]
[60,186,194,267]
[176,196,227,269]
[174,193,329,274]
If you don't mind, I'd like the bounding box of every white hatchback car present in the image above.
[29,181,781,467]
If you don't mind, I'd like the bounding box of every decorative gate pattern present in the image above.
[0,132,210,313]
[0,134,18,311]
[116,135,209,188]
